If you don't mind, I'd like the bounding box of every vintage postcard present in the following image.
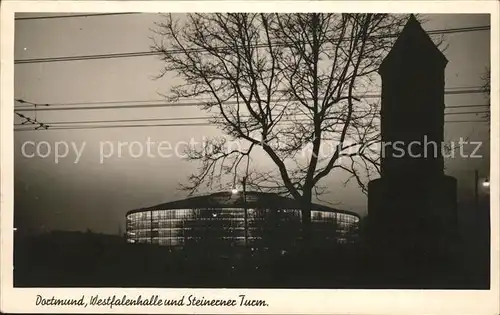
[1,1,499,314]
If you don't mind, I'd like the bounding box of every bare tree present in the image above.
[481,67,491,122]
[151,13,416,242]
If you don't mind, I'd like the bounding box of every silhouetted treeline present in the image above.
[14,226,489,289]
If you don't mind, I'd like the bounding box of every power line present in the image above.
[15,99,50,106]
[15,13,141,21]
[442,88,490,96]
[14,122,211,132]
[15,116,211,126]
[14,101,199,112]
[13,99,490,130]
[444,111,489,115]
[15,51,161,64]
[16,98,169,107]
[14,114,362,128]
[445,85,491,91]
[14,85,486,107]
[427,25,490,35]
[13,110,490,127]
[14,119,489,132]
[445,120,489,123]
[14,112,49,130]
[14,25,490,64]
[446,104,490,109]
[13,88,489,112]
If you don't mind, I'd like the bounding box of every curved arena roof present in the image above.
[127,191,360,218]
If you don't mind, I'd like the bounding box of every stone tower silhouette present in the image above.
[368,15,458,280]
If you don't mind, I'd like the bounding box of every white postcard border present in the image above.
[1,1,499,314]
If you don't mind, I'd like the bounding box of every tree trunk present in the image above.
[300,194,312,248]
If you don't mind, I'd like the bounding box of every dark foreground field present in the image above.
[14,230,489,289]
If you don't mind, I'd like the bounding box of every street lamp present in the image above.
[482,177,490,188]
[475,170,490,212]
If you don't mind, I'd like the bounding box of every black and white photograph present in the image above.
[1,1,499,314]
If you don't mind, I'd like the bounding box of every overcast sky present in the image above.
[13,13,490,235]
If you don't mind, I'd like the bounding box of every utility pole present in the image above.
[475,169,479,212]
[242,176,248,247]
[150,210,154,244]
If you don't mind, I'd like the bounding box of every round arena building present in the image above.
[126,191,360,249]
